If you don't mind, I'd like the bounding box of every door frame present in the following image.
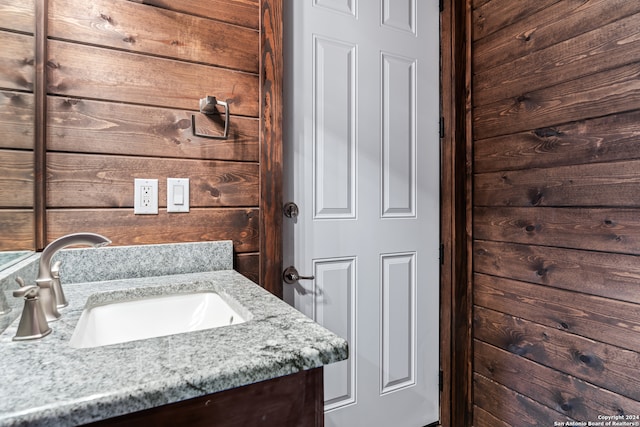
[259,0,285,298]
[439,0,473,426]
[259,1,472,425]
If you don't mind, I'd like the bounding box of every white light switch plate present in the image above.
[167,178,189,213]
[134,179,158,214]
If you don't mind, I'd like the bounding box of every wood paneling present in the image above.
[138,0,260,29]
[474,110,640,174]
[47,97,259,162]
[0,0,34,33]
[475,160,640,208]
[47,208,258,252]
[29,1,278,289]
[475,340,640,420]
[234,252,259,283]
[474,62,640,140]
[474,373,567,426]
[0,149,33,208]
[0,210,33,251]
[475,207,640,255]
[474,273,640,351]
[0,91,34,150]
[475,12,640,107]
[0,31,34,91]
[474,0,640,74]
[1,21,35,252]
[473,406,510,427]
[472,0,561,42]
[47,153,258,208]
[472,0,640,423]
[474,240,640,304]
[475,306,640,401]
[46,40,259,115]
[49,0,259,74]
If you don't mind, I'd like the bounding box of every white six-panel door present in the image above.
[283,1,440,426]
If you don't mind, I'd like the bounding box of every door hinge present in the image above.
[439,0,444,13]
[439,369,444,391]
[439,243,445,265]
[439,116,445,139]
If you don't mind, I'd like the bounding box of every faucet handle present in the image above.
[13,285,40,299]
[12,285,52,341]
[15,276,26,287]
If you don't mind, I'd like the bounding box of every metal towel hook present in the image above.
[191,96,230,140]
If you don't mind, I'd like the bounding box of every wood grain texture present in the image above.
[473,62,640,140]
[471,1,640,424]
[34,0,47,250]
[87,368,323,427]
[474,206,640,255]
[470,0,492,11]
[259,0,283,295]
[474,12,640,107]
[0,31,34,92]
[0,0,34,33]
[473,0,640,78]
[475,160,640,208]
[46,40,259,116]
[475,306,640,401]
[474,240,640,304]
[138,0,259,29]
[49,0,259,73]
[440,0,459,424]
[47,97,258,162]
[46,153,259,208]
[474,110,640,173]
[475,340,640,421]
[234,252,258,283]
[472,0,561,41]
[440,0,475,425]
[0,149,34,208]
[0,90,34,150]
[474,273,640,351]
[473,406,510,427]
[0,210,34,251]
[47,208,259,252]
[474,373,569,426]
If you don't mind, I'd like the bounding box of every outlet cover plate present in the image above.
[134,178,158,214]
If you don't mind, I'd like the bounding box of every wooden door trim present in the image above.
[259,0,284,297]
[34,0,47,251]
[440,0,473,426]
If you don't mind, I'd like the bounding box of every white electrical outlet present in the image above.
[167,178,189,213]
[134,179,158,214]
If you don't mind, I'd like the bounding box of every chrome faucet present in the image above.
[36,232,111,321]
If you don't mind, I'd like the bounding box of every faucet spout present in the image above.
[36,232,111,321]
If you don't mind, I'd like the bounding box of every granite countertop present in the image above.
[0,242,348,427]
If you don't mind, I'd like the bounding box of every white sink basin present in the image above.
[69,291,246,348]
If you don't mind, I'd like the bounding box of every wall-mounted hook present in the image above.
[191,96,230,140]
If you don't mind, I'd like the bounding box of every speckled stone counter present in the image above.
[0,242,348,427]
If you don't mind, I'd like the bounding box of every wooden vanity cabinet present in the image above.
[87,368,323,427]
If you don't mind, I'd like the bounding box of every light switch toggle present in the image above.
[173,185,184,205]
[167,178,189,213]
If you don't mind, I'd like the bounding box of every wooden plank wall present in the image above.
[471,0,640,424]
[0,0,35,250]
[41,0,261,280]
